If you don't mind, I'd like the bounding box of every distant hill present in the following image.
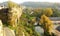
[0,2,8,7]
[0,1,60,8]
[0,1,19,7]
[21,2,60,8]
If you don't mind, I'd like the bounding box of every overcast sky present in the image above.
[0,0,60,4]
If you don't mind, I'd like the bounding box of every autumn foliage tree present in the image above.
[8,1,19,8]
[32,8,53,18]
[40,15,54,36]
[7,1,22,27]
[7,1,23,36]
[42,8,53,17]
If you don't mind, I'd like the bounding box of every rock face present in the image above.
[0,20,3,36]
[0,20,15,36]
[3,27,15,36]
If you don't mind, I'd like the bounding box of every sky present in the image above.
[0,0,60,4]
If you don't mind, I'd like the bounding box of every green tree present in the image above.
[51,8,60,17]
[33,8,42,17]
[17,12,40,36]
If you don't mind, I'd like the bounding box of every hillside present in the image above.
[0,2,8,7]
[21,2,60,8]
[1,1,60,8]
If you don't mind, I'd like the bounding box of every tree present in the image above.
[7,1,23,36]
[17,12,40,36]
[51,8,60,17]
[42,8,53,17]
[8,1,19,8]
[33,8,42,17]
[7,1,22,27]
[32,8,53,17]
[40,15,54,36]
